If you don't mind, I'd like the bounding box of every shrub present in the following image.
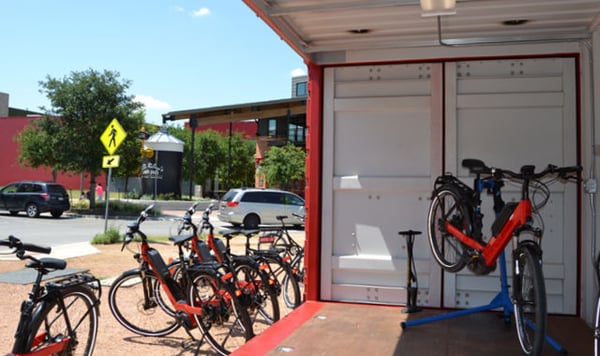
[92,227,122,245]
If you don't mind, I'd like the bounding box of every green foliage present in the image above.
[123,190,142,199]
[260,143,306,188]
[169,127,255,193]
[36,69,143,178]
[71,198,90,209]
[17,69,145,208]
[16,116,63,180]
[222,132,256,189]
[91,227,122,245]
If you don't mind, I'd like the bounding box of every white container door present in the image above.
[443,58,578,314]
[321,63,444,306]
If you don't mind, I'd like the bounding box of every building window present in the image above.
[268,119,277,136]
[295,82,307,97]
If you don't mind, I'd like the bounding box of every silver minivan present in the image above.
[217,188,305,228]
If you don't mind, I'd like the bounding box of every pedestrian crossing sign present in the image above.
[100,118,127,155]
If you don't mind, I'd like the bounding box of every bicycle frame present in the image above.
[445,199,532,266]
[130,228,239,326]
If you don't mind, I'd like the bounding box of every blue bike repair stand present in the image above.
[401,251,567,354]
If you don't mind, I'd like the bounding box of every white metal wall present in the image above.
[321,58,578,314]
[321,63,443,306]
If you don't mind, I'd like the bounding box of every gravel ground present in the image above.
[0,231,304,355]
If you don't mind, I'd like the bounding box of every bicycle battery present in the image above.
[147,248,184,299]
[491,202,518,236]
[194,240,214,262]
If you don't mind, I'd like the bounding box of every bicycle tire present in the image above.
[188,269,254,355]
[27,285,99,356]
[267,254,301,311]
[427,186,470,272]
[234,260,281,335]
[513,243,547,356]
[108,269,181,337]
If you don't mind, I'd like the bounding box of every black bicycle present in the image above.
[0,235,101,356]
[258,214,305,309]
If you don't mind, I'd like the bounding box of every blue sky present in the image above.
[0,1,306,125]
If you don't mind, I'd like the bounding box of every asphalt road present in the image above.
[0,200,222,248]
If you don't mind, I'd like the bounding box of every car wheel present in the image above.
[9,211,19,216]
[50,210,63,218]
[26,203,40,218]
[243,214,260,229]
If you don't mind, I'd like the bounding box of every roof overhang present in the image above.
[162,97,306,126]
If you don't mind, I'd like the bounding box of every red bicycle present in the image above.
[1,235,101,356]
[107,205,254,355]
[426,159,580,355]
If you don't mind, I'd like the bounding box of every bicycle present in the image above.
[171,203,280,335]
[218,226,300,317]
[426,158,580,355]
[258,214,305,309]
[107,205,254,355]
[1,235,101,356]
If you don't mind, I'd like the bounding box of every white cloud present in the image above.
[192,7,211,17]
[134,95,171,110]
[291,67,307,77]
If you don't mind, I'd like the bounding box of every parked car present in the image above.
[217,188,305,228]
[0,181,71,218]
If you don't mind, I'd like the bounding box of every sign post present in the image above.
[99,118,127,232]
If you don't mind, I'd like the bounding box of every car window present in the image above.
[266,192,287,205]
[241,191,265,203]
[32,184,44,193]
[222,190,239,202]
[2,184,19,194]
[287,194,304,206]
[18,183,33,193]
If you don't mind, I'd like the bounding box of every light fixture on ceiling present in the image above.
[420,0,456,17]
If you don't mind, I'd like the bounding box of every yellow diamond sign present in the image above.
[100,118,127,155]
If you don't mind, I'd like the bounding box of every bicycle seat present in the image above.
[462,159,490,174]
[26,257,67,271]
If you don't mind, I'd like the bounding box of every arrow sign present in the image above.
[102,155,120,168]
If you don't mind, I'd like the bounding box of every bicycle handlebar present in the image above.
[0,235,51,255]
[462,159,582,182]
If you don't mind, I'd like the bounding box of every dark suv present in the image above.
[0,181,71,218]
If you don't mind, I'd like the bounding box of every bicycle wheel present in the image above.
[234,260,280,335]
[188,269,254,355]
[108,269,180,337]
[427,186,470,272]
[513,244,547,355]
[283,261,304,309]
[28,285,99,355]
[266,254,301,312]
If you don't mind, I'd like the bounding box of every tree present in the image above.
[222,132,255,189]
[170,127,256,196]
[21,69,143,208]
[16,117,63,181]
[260,143,306,189]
